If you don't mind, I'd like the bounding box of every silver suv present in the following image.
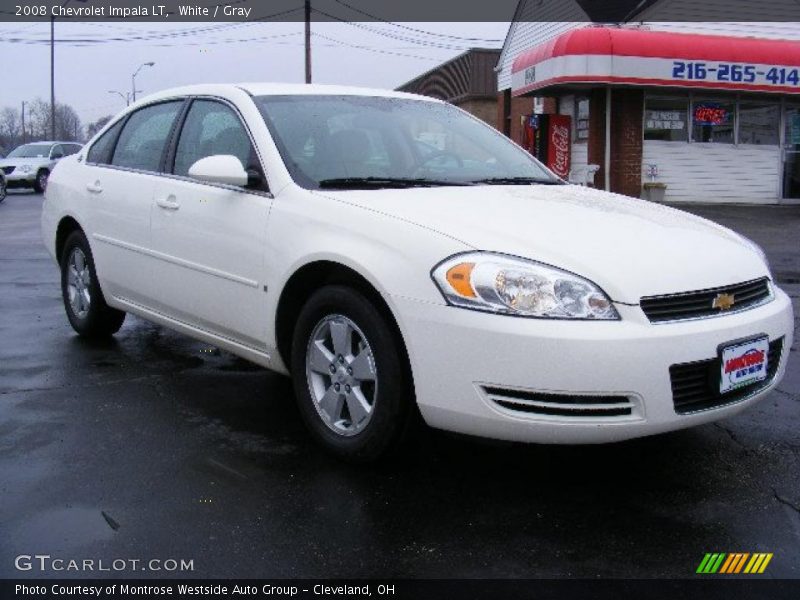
[0,141,82,193]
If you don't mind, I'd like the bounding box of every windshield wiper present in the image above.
[318,177,472,189]
[470,177,565,185]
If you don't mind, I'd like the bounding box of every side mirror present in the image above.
[187,155,248,187]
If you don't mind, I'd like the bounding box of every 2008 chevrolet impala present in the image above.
[41,84,794,461]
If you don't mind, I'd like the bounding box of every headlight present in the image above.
[19,165,32,173]
[431,252,619,320]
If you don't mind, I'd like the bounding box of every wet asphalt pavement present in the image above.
[0,192,798,579]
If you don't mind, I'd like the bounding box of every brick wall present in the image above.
[587,89,608,191]
[456,99,499,128]
[610,89,644,198]
[586,88,643,197]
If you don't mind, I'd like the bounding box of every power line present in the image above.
[311,8,477,51]
[312,31,439,61]
[331,0,503,43]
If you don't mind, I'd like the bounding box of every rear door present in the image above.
[149,97,271,348]
[86,100,185,307]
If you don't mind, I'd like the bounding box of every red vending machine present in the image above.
[521,114,571,180]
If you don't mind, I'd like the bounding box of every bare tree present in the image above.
[55,103,82,141]
[0,106,21,153]
[86,115,112,140]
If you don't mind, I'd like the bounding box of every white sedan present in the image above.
[41,83,794,461]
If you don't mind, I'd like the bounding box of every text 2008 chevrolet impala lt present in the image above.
[42,84,794,461]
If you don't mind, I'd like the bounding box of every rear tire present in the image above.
[33,169,49,193]
[290,285,414,462]
[60,230,126,338]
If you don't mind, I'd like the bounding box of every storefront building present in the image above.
[496,1,800,204]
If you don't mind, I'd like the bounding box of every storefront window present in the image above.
[644,96,688,141]
[739,103,779,145]
[692,98,735,144]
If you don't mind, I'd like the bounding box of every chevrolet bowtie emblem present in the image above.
[712,293,735,311]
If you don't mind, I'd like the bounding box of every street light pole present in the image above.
[108,90,130,106]
[50,16,55,139]
[21,101,27,143]
[304,0,311,84]
[131,62,155,104]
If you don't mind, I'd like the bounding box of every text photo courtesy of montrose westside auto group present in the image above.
[1,0,800,598]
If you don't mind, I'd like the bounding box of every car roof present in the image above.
[140,82,441,104]
[20,141,81,146]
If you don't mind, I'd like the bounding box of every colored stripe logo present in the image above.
[696,553,773,574]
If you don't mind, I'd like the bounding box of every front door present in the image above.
[87,100,184,307]
[784,105,800,200]
[149,98,271,349]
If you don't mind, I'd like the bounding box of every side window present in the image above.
[173,100,254,178]
[87,120,124,165]
[50,145,64,159]
[112,101,183,172]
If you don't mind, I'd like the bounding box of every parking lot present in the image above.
[1,191,798,579]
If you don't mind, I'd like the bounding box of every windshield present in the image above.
[8,143,53,158]
[255,95,558,189]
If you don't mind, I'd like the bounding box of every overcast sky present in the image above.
[0,20,510,127]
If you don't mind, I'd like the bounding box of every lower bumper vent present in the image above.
[670,337,783,414]
[482,386,635,418]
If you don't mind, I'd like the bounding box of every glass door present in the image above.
[784,105,800,200]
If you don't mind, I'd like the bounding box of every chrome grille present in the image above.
[641,278,771,323]
[482,386,635,418]
[670,338,783,414]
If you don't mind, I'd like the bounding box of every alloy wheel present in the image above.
[66,247,91,319]
[305,314,378,437]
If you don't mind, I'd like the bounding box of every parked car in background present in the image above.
[0,141,82,193]
[41,84,793,462]
[0,168,7,203]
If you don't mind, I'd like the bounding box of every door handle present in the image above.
[156,195,180,210]
[86,181,103,194]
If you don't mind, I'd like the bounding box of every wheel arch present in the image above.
[55,215,84,264]
[275,260,411,379]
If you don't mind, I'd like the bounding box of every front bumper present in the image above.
[392,287,794,444]
[4,170,36,187]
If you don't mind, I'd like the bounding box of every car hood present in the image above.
[0,157,49,168]
[315,184,770,303]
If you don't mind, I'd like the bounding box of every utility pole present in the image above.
[304,0,311,84]
[50,16,55,140]
[21,101,26,143]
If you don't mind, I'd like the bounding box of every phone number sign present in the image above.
[672,61,800,87]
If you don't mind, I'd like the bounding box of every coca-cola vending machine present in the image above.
[521,114,571,180]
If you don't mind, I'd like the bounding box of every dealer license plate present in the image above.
[719,337,769,394]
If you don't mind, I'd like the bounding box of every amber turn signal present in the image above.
[445,262,476,298]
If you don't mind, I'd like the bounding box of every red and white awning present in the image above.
[511,27,800,96]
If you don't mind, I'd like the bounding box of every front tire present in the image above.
[291,285,414,462]
[33,169,49,193]
[60,230,126,338]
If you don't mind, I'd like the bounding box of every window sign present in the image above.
[693,103,730,126]
[646,110,685,131]
[644,96,688,142]
[692,99,734,144]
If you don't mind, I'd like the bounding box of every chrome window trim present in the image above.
[83,93,273,199]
